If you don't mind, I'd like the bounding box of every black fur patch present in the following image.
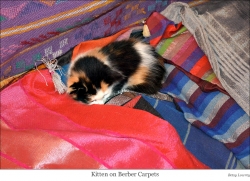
[101,40,141,77]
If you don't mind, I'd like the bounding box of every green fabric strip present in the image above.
[158,26,187,55]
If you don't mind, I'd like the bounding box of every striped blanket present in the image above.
[145,12,249,168]
[143,95,244,169]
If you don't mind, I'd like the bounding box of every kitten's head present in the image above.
[67,56,122,104]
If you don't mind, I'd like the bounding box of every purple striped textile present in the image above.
[1,0,185,80]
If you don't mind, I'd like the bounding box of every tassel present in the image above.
[142,20,151,37]
[39,57,67,94]
[51,71,67,94]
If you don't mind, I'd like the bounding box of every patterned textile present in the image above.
[144,12,249,168]
[161,1,250,116]
[0,0,181,80]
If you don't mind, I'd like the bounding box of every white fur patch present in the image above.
[133,42,156,67]
[89,85,113,104]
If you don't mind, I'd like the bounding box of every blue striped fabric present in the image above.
[160,64,250,168]
[143,95,245,169]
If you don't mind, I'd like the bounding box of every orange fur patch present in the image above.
[128,66,148,85]
[100,81,109,92]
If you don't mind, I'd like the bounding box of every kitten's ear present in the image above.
[56,46,76,66]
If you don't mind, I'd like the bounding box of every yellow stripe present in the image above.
[0,1,112,38]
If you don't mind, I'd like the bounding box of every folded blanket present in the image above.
[145,11,250,169]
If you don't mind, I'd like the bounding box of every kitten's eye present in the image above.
[70,82,87,91]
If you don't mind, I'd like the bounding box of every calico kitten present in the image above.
[57,38,166,104]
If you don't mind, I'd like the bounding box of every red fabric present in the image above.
[146,12,182,47]
[0,70,209,169]
[72,28,130,61]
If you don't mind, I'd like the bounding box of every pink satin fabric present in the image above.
[0,70,209,169]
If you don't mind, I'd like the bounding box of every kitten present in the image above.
[57,38,166,104]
